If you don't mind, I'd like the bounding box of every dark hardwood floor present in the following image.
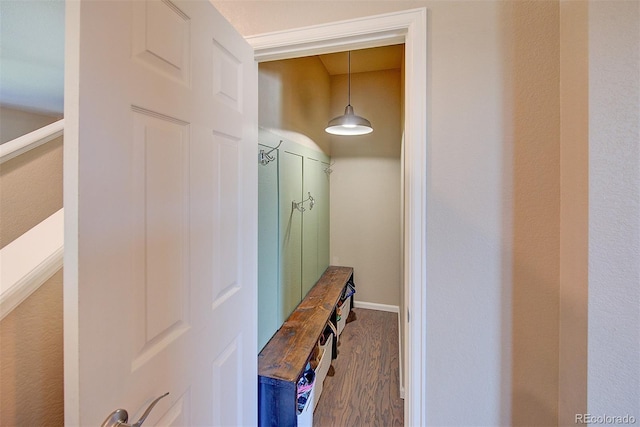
[313,308,404,427]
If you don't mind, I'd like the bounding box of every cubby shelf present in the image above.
[258,266,354,427]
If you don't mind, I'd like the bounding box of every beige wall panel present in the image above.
[0,136,63,248]
[0,269,64,427]
[329,69,402,307]
[558,0,589,424]
[0,106,61,144]
[0,103,65,426]
[506,2,561,425]
[214,1,563,424]
[259,56,331,154]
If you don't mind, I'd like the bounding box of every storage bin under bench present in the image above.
[258,266,355,427]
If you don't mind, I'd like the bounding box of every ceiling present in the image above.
[318,44,404,75]
[0,0,65,114]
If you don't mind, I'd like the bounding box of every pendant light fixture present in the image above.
[325,51,373,136]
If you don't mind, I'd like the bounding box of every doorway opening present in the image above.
[256,43,405,422]
[248,8,428,426]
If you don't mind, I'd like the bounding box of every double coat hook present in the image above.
[259,140,282,166]
[293,192,315,212]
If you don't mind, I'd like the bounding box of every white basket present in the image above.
[313,333,333,411]
[297,331,333,425]
[297,384,315,427]
[337,295,352,336]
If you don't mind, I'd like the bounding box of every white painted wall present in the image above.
[588,0,640,420]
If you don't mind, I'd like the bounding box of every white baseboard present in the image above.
[353,301,399,313]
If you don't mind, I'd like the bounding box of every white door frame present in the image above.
[247,8,427,426]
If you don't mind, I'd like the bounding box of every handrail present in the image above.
[0,119,65,320]
[0,118,64,164]
[0,209,64,321]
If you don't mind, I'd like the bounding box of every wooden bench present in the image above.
[258,266,354,427]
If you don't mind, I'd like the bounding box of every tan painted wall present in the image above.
[259,56,331,154]
[0,136,63,248]
[258,54,402,307]
[558,1,589,424]
[0,105,61,144]
[4,2,610,424]
[0,108,65,425]
[329,69,402,307]
[0,105,64,247]
[507,2,561,426]
[0,269,64,427]
[214,1,562,424]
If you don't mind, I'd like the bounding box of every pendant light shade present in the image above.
[325,51,373,136]
[325,105,373,135]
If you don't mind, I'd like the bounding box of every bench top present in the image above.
[258,266,353,383]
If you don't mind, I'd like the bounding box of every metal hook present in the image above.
[259,140,282,166]
[324,161,335,175]
[292,192,315,212]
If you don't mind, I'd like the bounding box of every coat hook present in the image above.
[324,161,335,175]
[259,140,282,166]
[292,192,315,212]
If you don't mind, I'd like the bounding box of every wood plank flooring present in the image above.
[313,308,404,427]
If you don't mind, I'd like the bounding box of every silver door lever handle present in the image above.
[102,392,169,427]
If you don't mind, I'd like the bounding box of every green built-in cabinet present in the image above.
[279,150,304,321]
[258,142,280,350]
[258,135,330,350]
[302,157,330,297]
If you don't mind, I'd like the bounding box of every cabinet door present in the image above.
[258,144,279,350]
[302,158,321,296]
[279,151,303,322]
[302,157,331,297]
[318,161,331,273]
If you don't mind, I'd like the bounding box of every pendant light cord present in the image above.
[348,51,351,106]
[325,49,372,135]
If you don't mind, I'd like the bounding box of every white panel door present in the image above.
[64,1,257,425]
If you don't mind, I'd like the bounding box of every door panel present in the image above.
[64,0,257,425]
[132,0,190,85]
[211,337,242,426]
[155,394,190,426]
[131,108,191,370]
